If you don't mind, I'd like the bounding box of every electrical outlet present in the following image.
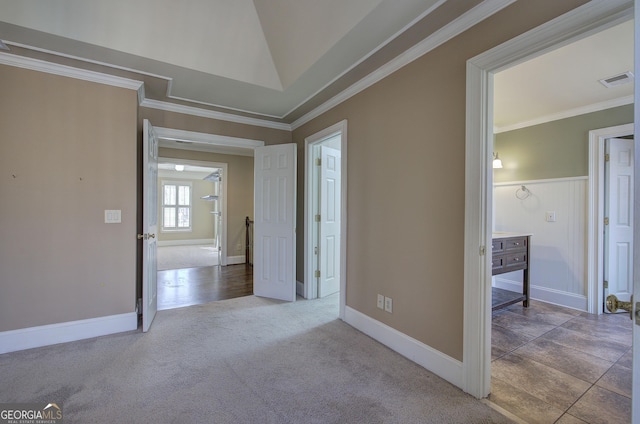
[545,211,556,222]
[384,296,393,313]
[377,294,385,310]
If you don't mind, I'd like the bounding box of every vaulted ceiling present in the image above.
[0,1,634,129]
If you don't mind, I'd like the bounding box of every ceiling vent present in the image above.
[599,71,634,88]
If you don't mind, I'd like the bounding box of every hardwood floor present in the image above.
[157,264,253,310]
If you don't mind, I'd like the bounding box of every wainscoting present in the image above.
[494,177,587,310]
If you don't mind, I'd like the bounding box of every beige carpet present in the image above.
[157,244,220,270]
[0,295,512,423]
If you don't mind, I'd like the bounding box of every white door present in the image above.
[604,138,634,308]
[142,119,159,332]
[318,146,341,297]
[253,143,297,301]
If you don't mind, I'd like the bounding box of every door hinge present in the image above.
[315,214,321,222]
[479,246,486,256]
[604,217,609,226]
[604,280,608,289]
[315,270,321,278]
[605,153,610,162]
[315,158,321,166]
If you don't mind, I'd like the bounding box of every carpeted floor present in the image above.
[0,295,512,423]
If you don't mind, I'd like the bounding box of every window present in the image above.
[162,181,191,231]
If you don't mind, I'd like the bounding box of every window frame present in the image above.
[161,180,193,232]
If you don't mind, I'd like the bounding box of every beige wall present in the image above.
[0,65,138,332]
[292,0,588,360]
[495,104,634,182]
[158,149,254,257]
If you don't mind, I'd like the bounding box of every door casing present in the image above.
[304,120,348,319]
[588,124,634,314]
[463,0,634,398]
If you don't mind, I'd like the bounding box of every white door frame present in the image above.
[588,123,634,314]
[304,120,348,319]
[153,126,265,266]
[158,157,229,264]
[463,0,633,398]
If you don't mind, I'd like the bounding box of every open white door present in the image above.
[141,119,158,332]
[604,138,634,308]
[253,143,297,301]
[318,146,341,297]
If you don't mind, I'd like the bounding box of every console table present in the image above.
[492,232,531,311]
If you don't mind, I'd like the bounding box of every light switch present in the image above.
[105,210,122,223]
[545,211,556,222]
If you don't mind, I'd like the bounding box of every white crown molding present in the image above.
[141,98,291,131]
[0,48,290,131]
[494,95,634,133]
[290,0,517,130]
[0,51,144,96]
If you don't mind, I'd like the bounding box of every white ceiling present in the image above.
[0,1,633,127]
[494,19,634,132]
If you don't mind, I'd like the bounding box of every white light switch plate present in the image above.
[105,210,122,223]
[545,211,556,222]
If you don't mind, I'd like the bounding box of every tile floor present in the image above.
[489,300,633,423]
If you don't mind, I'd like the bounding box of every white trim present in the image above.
[344,306,462,388]
[226,255,246,265]
[493,176,588,187]
[493,278,588,311]
[291,0,516,130]
[0,51,144,96]
[141,99,291,131]
[303,120,348,320]
[464,0,633,399]
[587,123,634,314]
[0,312,138,354]
[156,126,265,149]
[158,239,215,247]
[495,95,634,133]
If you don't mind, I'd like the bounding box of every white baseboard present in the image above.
[0,312,138,354]
[344,306,463,389]
[296,281,304,297]
[226,255,246,265]
[158,239,215,247]
[494,277,587,311]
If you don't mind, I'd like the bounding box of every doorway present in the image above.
[588,124,635,314]
[150,127,263,311]
[304,121,348,317]
[462,0,635,400]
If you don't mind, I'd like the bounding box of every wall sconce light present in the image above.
[493,152,503,169]
[174,164,185,172]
